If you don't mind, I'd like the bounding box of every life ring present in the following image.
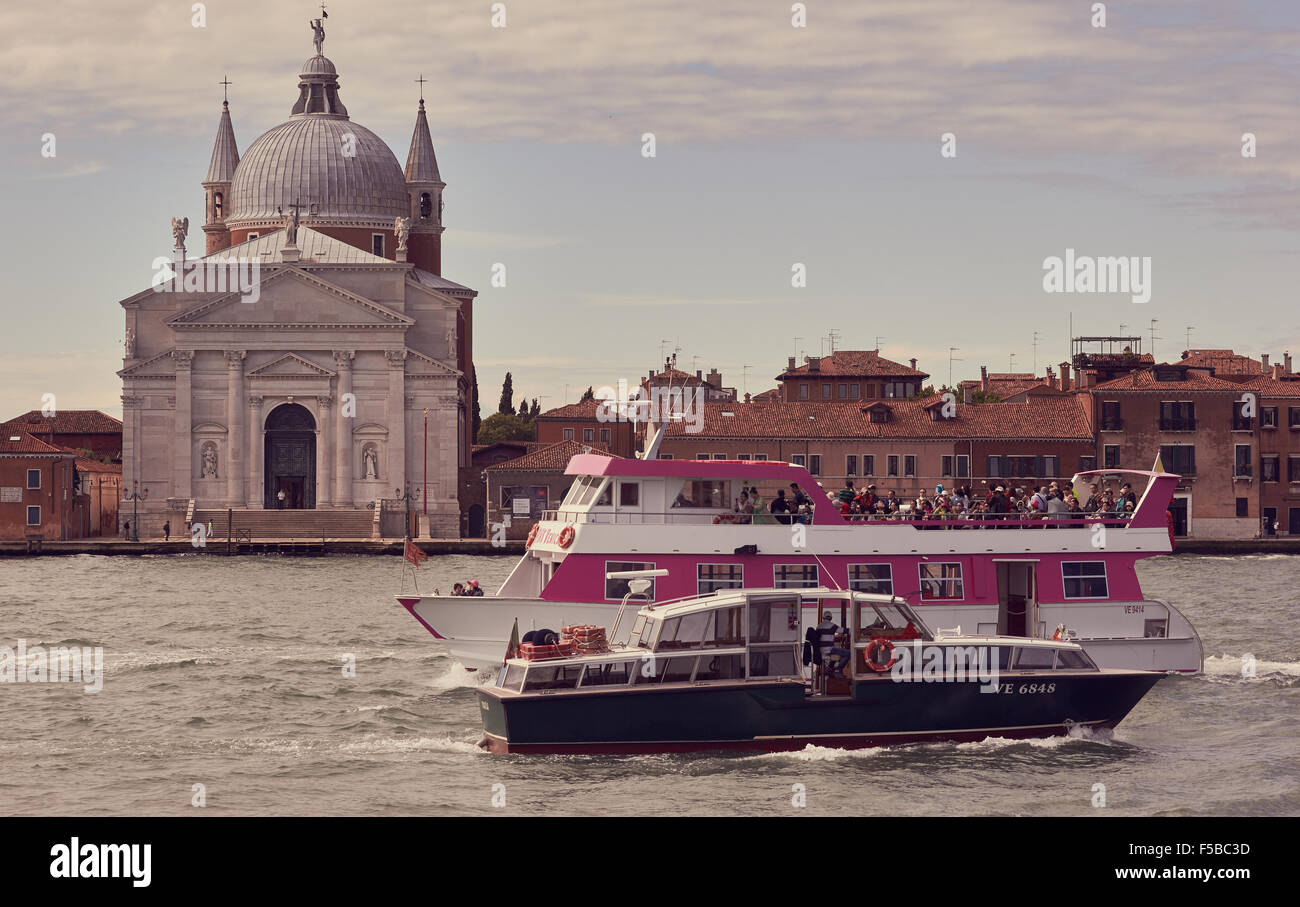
[557,526,575,549]
[864,638,897,673]
[526,524,539,548]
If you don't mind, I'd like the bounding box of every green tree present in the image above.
[497,372,514,415]
[530,399,540,419]
[477,412,534,444]
[970,390,1002,404]
[471,371,481,441]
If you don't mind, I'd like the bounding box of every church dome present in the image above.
[225,52,410,229]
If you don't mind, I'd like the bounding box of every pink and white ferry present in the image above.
[398,454,1202,673]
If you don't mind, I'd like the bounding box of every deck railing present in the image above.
[538,509,1134,529]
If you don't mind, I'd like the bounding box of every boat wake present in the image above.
[1202,653,1299,686]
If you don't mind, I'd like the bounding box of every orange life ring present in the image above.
[526,524,539,548]
[557,526,575,549]
[865,638,897,673]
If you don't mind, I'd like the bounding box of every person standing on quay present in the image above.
[163,521,170,541]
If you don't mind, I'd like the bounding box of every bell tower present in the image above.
[403,84,445,275]
[202,80,240,255]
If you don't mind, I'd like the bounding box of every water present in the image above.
[0,553,1295,816]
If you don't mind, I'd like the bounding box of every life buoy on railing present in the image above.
[864,638,897,673]
[557,526,575,549]
[526,524,539,548]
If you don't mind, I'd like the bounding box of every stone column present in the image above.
[248,395,265,508]
[334,351,355,506]
[225,351,245,506]
[317,395,333,508]
[386,350,408,495]
[172,350,194,500]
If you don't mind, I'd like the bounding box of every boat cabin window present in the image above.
[747,598,801,643]
[634,655,698,684]
[605,561,657,601]
[1062,562,1108,599]
[749,645,799,678]
[1054,648,1097,670]
[632,616,660,649]
[522,663,585,691]
[695,652,744,680]
[705,605,745,647]
[1012,646,1056,670]
[856,601,922,641]
[672,479,730,509]
[656,610,712,650]
[501,662,526,692]
[579,660,636,686]
[619,482,640,506]
[594,483,612,507]
[919,562,964,601]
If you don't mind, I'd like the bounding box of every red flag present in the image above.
[404,538,428,567]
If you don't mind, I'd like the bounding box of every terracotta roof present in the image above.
[1179,349,1263,375]
[537,400,602,420]
[662,399,1093,441]
[778,350,928,380]
[487,439,621,471]
[1231,374,1300,398]
[2,410,122,434]
[1088,368,1245,393]
[646,367,705,385]
[74,457,121,474]
[0,430,69,455]
[751,388,781,402]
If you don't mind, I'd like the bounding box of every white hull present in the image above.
[405,594,1204,673]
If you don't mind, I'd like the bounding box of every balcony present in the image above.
[1099,419,1124,432]
[1159,419,1197,432]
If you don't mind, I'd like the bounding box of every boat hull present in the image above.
[477,670,1161,755]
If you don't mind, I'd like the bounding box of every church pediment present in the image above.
[167,267,413,330]
[404,349,461,378]
[246,353,336,379]
[118,349,177,378]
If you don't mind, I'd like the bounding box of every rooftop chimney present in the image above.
[909,358,918,370]
[696,369,703,380]
[1060,362,1070,392]
[962,383,972,405]
[744,392,751,403]
[788,356,796,370]
[1261,354,1270,373]
[706,368,722,388]
[1046,366,1056,390]
[980,366,988,391]
[809,357,820,372]
[1286,352,1293,374]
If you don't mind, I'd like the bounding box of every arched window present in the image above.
[213,192,223,219]
[419,193,432,219]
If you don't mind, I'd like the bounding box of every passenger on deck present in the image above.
[818,613,852,678]
[452,583,465,596]
[466,580,484,596]
[770,489,792,524]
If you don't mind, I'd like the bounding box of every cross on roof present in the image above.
[219,75,231,103]
[415,74,427,102]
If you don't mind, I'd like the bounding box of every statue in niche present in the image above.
[123,329,135,358]
[362,444,379,479]
[200,442,219,479]
[445,328,456,358]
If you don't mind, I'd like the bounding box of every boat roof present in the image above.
[566,452,803,480]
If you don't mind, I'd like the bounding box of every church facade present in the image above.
[118,27,475,538]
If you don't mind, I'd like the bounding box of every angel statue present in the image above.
[393,216,411,252]
[171,216,189,251]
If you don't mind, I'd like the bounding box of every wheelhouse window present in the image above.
[501,662,526,691]
[919,562,963,600]
[618,482,639,506]
[773,564,818,588]
[697,564,743,595]
[656,610,712,649]
[694,652,744,680]
[1062,561,1108,599]
[848,564,893,595]
[522,663,585,691]
[673,480,730,509]
[604,561,656,601]
[579,661,635,686]
[1012,646,1056,670]
[1054,649,1096,670]
[705,605,744,647]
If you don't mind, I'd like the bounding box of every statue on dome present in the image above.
[310,16,326,55]
[393,216,410,252]
[170,216,188,250]
[281,206,301,246]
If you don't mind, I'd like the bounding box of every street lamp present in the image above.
[395,484,421,540]
[123,480,149,542]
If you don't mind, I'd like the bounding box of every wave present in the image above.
[426,664,496,693]
[748,743,888,763]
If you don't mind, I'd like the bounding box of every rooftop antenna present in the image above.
[742,364,752,396]
[1009,352,1016,372]
[948,347,962,390]
[658,339,673,366]
[691,354,701,371]
[1185,325,1194,352]
[1149,319,1160,360]
[827,328,841,354]
[874,336,885,353]
[1031,331,1040,375]
[219,75,232,104]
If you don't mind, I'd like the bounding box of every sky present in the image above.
[2,0,1299,420]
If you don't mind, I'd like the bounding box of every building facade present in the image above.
[118,27,476,537]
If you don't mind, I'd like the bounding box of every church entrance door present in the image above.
[264,403,316,509]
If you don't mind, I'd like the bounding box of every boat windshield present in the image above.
[855,599,929,641]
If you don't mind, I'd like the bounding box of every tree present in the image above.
[970,390,1002,404]
[580,386,595,402]
[471,371,481,441]
[518,398,529,419]
[477,412,534,444]
[498,372,514,415]
[530,399,540,419]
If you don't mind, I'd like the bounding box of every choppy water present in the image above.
[0,553,1295,816]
